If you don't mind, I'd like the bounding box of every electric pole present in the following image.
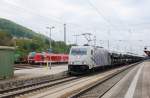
[107,40,110,50]
[46,26,55,69]
[46,26,55,49]
[64,24,66,44]
[73,34,80,45]
[94,36,96,46]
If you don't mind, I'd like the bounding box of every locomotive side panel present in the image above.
[92,48,111,68]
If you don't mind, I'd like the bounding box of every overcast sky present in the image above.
[0,0,150,55]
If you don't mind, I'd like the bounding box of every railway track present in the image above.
[0,76,78,98]
[14,64,43,70]
[0,62,141,98]
[14,63,67,70]
[26,62,141,98]
[69,62,141,98]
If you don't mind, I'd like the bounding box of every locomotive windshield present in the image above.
[28,52,36,57]
[71,48,87,55]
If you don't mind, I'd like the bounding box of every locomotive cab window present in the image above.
[71,48,87,55]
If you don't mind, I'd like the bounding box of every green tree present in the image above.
[0,31,13,46]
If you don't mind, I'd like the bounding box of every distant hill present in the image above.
[0,18,36,38]
[0,18,70,54]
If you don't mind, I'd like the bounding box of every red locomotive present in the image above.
[28,52,68,64]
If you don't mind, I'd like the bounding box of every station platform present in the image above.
[0,64,68,85]
[14,64,68,79]
[102,60,150,98]
[0,64,68,91]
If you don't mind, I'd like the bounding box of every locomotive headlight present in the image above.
[82,61,86,65]
[70,62,74,65]
[70,62,72,64]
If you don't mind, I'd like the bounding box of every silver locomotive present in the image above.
[68,45,143,74]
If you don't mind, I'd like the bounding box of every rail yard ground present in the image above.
[0,61,149,98]
[0,1,149,98]
[101,60,150,98]
[5,61,142,98]
[14,64,68,79]
[70,60,150,98]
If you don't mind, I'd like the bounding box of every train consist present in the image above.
[68,45,143,74]
[28,52,68,64]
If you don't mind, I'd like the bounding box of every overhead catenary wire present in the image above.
[86,0,135,33]
[86,0,117,30]
[2,0,95,34]
[1,0,146,53]
[3,0,140,34]
[2,0,98,44]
